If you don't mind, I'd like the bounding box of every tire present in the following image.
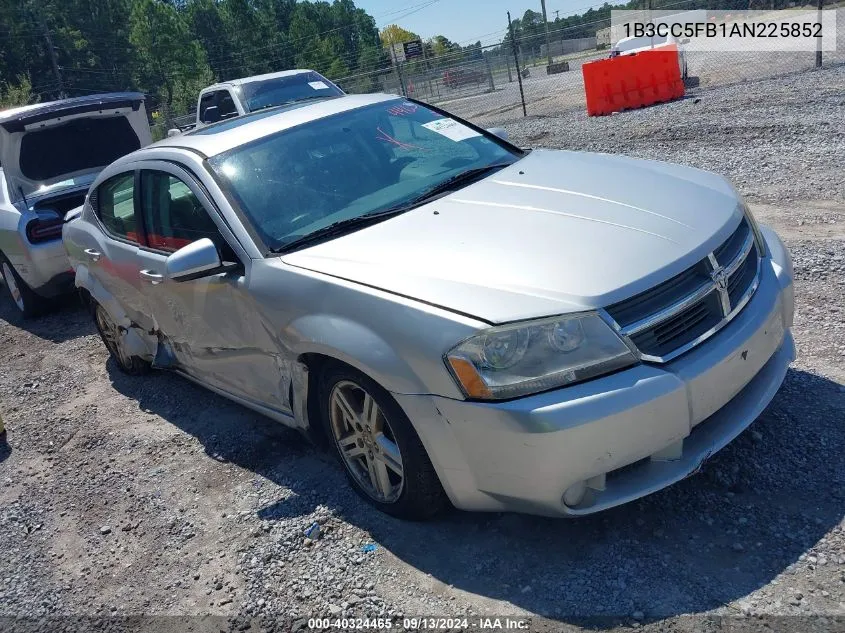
[92,303,151,376]
[317,363,448,520]
[0,254,47,319]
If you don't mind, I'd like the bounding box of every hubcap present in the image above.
[329,380,404,503]
[1,263,24,312]
[95,306,129,367]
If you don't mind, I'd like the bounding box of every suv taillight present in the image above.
[26,218,64,243]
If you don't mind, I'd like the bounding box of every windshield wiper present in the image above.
[273,163,513,254]
[405,163,513,205]
[273,207,407,254]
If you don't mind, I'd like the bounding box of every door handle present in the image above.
[140,269,164,285]
[84,248,102,262]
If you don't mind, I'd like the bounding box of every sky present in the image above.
[358,0,606,46]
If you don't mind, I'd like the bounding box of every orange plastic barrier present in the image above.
[582,45,685,116]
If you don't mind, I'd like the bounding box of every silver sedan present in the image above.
[0,93,150,317]
[63,93,795,519]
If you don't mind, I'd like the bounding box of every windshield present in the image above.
[209,99,520,252]
[240,72,344,112]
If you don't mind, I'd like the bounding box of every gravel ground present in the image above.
[504,63,845,202]
[1,66,844,633]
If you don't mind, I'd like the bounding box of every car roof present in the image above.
[0,92,145,126]
[147,93,400,158]
[614,34,673,46]
[201,69,323,93]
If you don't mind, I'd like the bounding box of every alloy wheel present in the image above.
[1,263,24,312]
[328,380,404,504]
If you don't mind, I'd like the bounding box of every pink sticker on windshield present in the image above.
[387,102,419,117]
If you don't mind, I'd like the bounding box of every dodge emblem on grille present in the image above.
[711,266,729,293]
[711,264,732,316]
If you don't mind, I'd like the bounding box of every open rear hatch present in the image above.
[0,92,152,206]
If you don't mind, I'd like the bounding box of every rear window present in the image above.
[19,116,140,182]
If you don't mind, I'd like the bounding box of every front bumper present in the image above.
[395,227,795,516]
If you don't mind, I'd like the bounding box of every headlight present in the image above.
[445,313,638,400]
[740,202,767,257]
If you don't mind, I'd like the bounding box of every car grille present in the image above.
[605,218,761,362]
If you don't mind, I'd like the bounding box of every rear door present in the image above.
[133,162,288,410]
[84,170,152,326]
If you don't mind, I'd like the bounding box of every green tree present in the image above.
[0,75,39,109]
[430,35,459,57]
[128,0,211,120]
[185,0,234,79]
[379,24,420,47]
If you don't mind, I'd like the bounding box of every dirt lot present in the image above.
[1,67,844,632]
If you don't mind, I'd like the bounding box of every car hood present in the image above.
[0,93,152,204]
[282,149,745,324]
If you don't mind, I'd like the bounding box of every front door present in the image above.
[134,164,290,412]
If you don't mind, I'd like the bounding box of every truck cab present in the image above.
[195,69,344,128]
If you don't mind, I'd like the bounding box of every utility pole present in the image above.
[391,45,407,96]
[420,40,435,100]
[508,12,527,117]
[30,1,64,98]
[540,0,553,67]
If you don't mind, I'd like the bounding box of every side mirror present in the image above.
[202,105,220,124]
[487,127,509,141]
[165,238,222,282]
[166,128,182,137]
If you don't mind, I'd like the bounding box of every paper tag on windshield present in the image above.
[422,118,481,142]
[309,81,330,90]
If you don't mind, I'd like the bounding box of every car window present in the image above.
[140,170,237,261]
[97,172,140,243]
[209,98,520,252]
[218,92,239,119]
[198,93,216,123]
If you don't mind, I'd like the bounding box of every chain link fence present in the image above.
[336,4,844,126]
[167,4,844,128]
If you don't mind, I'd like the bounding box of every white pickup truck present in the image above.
[172,69,344,134]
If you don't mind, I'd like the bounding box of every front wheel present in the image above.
[93,303,150,375]
[0,255,46,319]
[318,364,448,520]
